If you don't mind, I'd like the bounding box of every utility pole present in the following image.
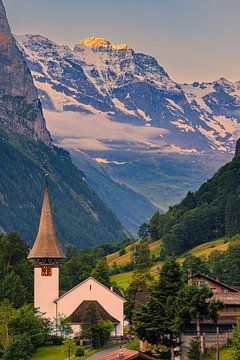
[216,325,220,360]
[197,317,201,360]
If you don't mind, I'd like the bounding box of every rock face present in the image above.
[0,0,51,145]
[235,138,240,156]
[17,34,240,153]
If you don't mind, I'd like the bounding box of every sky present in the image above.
[4,0,240,83]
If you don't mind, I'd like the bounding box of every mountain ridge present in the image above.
[17,34,240,153]
[0,2,51,146]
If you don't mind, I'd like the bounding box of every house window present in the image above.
[196,281,208,288]
[90,285,92,291]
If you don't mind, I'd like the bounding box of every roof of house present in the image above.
[213,293,240,305]
[69,300,120,324]
[190,273,238,293]
[28,186,65,259]
[55,277,125,303]
[98,348,157,360]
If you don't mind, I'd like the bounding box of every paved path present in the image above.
[85,346,123,360]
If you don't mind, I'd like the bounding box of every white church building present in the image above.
[28,182,125,337]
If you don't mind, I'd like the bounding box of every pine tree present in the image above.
[91,259,111,287]
[133,241,152,274]
[133,256,183,360]
[0,272,27,308]
[225,193,240,237]
[81,303,100,347]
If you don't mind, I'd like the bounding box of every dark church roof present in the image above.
[69,300,120,325]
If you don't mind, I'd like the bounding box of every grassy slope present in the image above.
[107,240,162,267]
[110,238,230,289]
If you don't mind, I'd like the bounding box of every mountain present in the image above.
[0,4,51,145]
[0,0,125,247]
[14,34,236,222]
[146,144,240,258]
[17,35,240,153]
[70,149,157,234]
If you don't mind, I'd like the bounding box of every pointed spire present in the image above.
[28,183,65,260]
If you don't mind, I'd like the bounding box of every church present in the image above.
[28,179,125,337]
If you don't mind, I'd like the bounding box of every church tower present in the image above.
[28,176,65,319]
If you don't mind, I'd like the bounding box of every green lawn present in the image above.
[202,347,232,360]
[31,345,67,360]
[32,345,97,360]
[31,345,113,360]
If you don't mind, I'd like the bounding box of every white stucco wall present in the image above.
[56,278,125,336]
[34,266,59,319]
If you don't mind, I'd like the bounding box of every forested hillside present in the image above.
[0,128,124,248]
[146,144,240,257]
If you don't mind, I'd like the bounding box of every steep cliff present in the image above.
[0,0,51,145]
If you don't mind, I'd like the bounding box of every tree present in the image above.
[57,315,73,339]
[81,303,113,349]
[187,338,198,360]
[3,334,33,360]
[125,272,149,330]
[63,339,75,360]
[81,302,100,347]
[175,284,222,360]
[91,259,111,287]
[134,256,183,360]
[148,211,161,241]
[0,300,16,353]
[9,305,48,349]
[181,255,210,280]
[92,320,113,348]
[133,241,152,274]
[138,223,149,240]
[0,272,27,308]
[232,316,240,359]
[75,346,85,358]
[0,232,33,304]
[225,193,240,236]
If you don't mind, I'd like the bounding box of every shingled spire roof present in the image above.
[28,184,65,259]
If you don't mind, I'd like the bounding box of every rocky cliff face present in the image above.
[0,0,51,145]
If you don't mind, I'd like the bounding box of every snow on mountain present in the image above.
[16,35,240,153]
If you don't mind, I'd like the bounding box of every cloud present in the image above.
[44,110,168,151]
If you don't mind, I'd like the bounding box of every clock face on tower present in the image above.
[41,265,52,277]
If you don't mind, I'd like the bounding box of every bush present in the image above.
[3,334,33,360]
[187,338,198,360]
[74,337,80,346]
[119,248,126,256]
[92,320,114,349]
[75,346,85,357]
[51,336,63,345]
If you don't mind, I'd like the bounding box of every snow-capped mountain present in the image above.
[16,35,240,153]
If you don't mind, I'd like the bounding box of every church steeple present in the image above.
[28,178,65,260]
